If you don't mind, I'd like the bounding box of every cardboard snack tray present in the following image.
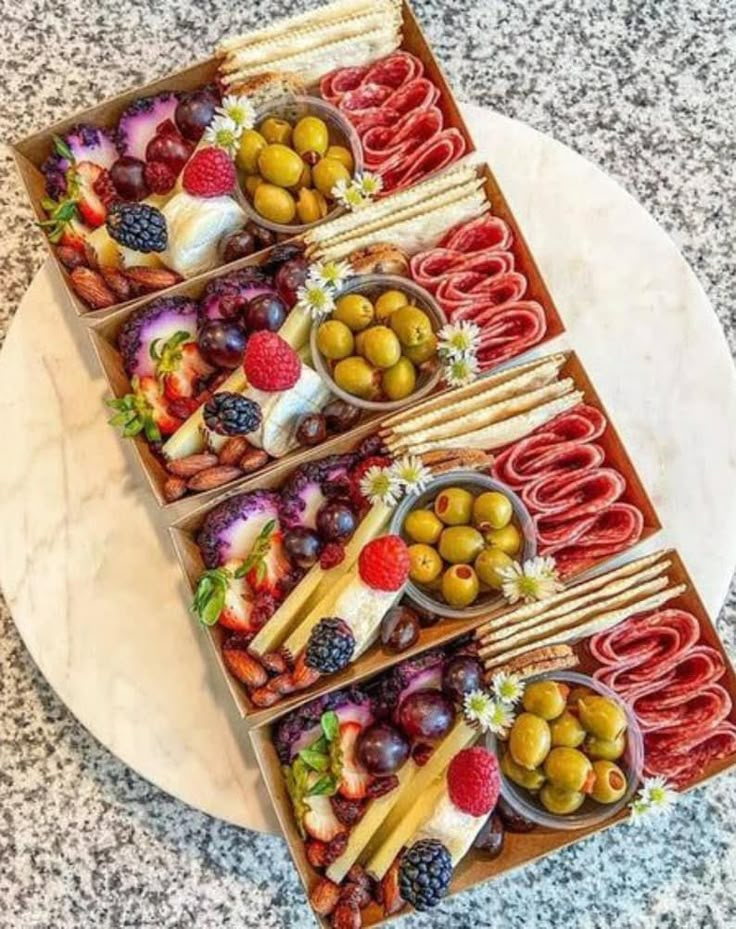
[168,349,661,727]
[10,0,475,320]
[249,547,736,928]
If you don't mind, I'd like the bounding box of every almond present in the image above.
[186,465,242,491]
[331,902,361,929]
[84,242,100,269]
[261,651,288,676]
[219,436,251,466]
[69,267,115,309]
[339,883,371,910]
[126,266,183,291]
[56,245,87,270]
[239,448,270,474]
[101,267,133,301]
[162,476,187,502]
[249,685,281,708]
[166,453,219,477]
[380,860,404,916]
[268,672,296,696]
[291,653,320,689]
[309,879,341,917]
[222,645,268,689]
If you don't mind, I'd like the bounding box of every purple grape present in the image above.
[197,320,247,369]
[442,655,484,702]
[397,690,454,741]
[356,723,410,775]
[175,91,218,142]
[316,501,357,542]
[246,294,287,332]
[274,257,309,305]
[381,606,420,653]
[283,527,323,569]
[110,157,148,201]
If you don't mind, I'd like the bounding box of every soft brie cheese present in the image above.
[333,577,398,657]
[161,192,246,278]
[413,791,486,864]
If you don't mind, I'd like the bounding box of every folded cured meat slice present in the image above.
[541,504,644,576]
[320,65,370,104]
[636,684,731,735]
[382,77,440,116]
[437,269,528,312]
[364,50,424,88]
[338,82,395,115]
[410,249,515,293]
[439,215,513,252]
[523,467,626,522]
[471,301,547,368]
[644,722,736,787]
[494,441,605,491]
[378,128,466,193]
[361,106,444,169]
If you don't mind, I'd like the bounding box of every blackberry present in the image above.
[398,839,452,911]
[203,392,262,436]
[305,618,355,674]
[106,202,167,252]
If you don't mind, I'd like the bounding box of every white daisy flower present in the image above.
[463,690,514,735]
[498,556,564,605]
[437,320,482,360]
[359,465,401,507]
[203,115,242,156]
[354,171,383,198]
[491,671,525,706]
[390,455,432,496]
[486,699,516,737]
[217,95,255,130]
[444,354,480,388]
[307,260,353,291]
[295,280,336,320]
[630,776,677,823]
[332,178,367,210]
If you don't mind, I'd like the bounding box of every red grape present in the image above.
[442,655,484,702]
[356,723,410,775]
[246,294,287,332]
[283,527,323,569]
[222,229,257,263]
[145,132,193,172]
[296,414,327,447]
[197,320,247,368]
[274,257,308,305]
[175,91,218,142]
[110,157,148,201]
[380,606,420,653]
[397,690,454,741]
[323,399,361,434]
[316,501,357,543]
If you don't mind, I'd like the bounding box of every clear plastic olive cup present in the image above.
[238,95,363,235]
[487,670,644,831]
[388,470,537,619]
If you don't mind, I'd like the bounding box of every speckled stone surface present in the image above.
[2,1,736,927]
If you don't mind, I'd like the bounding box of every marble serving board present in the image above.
[2,104,736,832]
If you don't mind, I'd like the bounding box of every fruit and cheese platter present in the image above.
[9,0,736,924]
[90,160,565,507]
[250,548,736,927]
[169,349,660,725]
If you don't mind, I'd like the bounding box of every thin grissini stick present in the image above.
[381,353,568,433]
[479,575,671,657]
[477,560,672,647]
[475,550,671,638]
[482,584,688,671]
[408,392,584,456]
[386,378,575,454]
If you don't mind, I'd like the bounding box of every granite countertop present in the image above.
[2,1,736,927]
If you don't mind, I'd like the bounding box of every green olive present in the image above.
[408,544,443,585]
[296,187,326,224]
[549,711,586,748]
[590,760,627,804]
[403,332,438,365]
[292,116,329,156]
[334,293,374,331]
[258,143,304,188]
[567,685,595,706]
[244,174,264,198]
[485,523,522,556]
[501,751,546,791]
[523,681,569,721]
[374,289,409,322]
[441,565,480,608]
[473,491,513,531]
[333,356,379,399]
[543,747,593,792]
[325,145,354,172]
[584,733,626,761]
[434,487,474,525]
[360,326,402,369]
[577,695,628,742]
[509,713,551,770]
[474,547,514,589]
[237,129,267,173]
[312,157,351,197]
[540,784,585,815]
[259,117,292,145]
[404,509,443,545]
[253,183,296,224]
[438,526,485,564]
[382,357,417,401]
[316,320,354,360]
[390,306,433,347]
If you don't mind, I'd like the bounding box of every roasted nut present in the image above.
[239,448,270,474]
[69,267,115,309]
[261,651,288,676]
[339,883,371,910]
[221,644,267,689]
[56,245,87,270]
[166,453,219,476]
[309,878,341,917]
[379,859,404,916]
[187,465,243,491]
[249,685,281,707]
[101,267,133,301]
[162,476,187,502]
[218,436,252,466]
[125,266,183,291]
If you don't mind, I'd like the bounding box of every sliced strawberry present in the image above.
[337,722,371,800]
[303,793,346,843]
[162,368,194,402]
[76,161,108,228]
[181,342,215,379]
[137,375,181,437]
[242,524,292,599]
[59,218,89,253]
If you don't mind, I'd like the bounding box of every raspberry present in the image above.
[447,746,500,817]
[320,543,345,570]
[182,146,236,197]
[144,160,176,194]
[244,331,301,391]
[358,535,410,591]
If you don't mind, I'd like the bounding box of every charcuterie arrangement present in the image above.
[12,0,736,923]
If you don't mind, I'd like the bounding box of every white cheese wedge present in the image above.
[412,790,487,865]
[161,192,246,278]
[332,576,399,657]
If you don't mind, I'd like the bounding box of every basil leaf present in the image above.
[306,774,337,797]
[321,710,339,743]
[298,748,329,773]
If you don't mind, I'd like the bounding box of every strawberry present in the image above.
[152,333,213,401]
[358,535,410,592]
[107,375,181,443]
[239,520,291,598]
[182,146,237,198]
[191,563,256,632]
[76,161,108,228]
[337,722,371,800]
[219,585,255,632]
[59,218,89,253]
[137,375,182,436]
[303,793,346,843]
